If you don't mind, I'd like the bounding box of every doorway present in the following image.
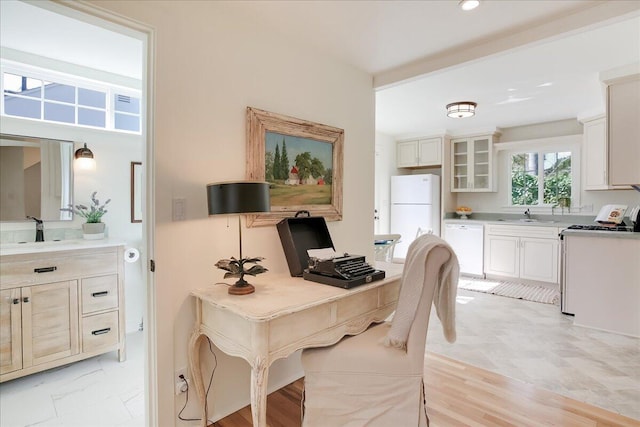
[0,1,154,425]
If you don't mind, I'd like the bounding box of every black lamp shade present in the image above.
[207,182,270,215]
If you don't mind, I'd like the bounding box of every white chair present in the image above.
[301,234,459,427]
[374,233,401,262]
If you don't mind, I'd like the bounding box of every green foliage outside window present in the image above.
[511,151,571,206]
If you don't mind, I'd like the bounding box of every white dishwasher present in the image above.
[444,222,484,277]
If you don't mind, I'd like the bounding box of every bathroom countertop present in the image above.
[0,239,126,256]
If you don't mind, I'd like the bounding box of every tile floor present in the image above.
[427,287,640,420]
[0,332,144,427]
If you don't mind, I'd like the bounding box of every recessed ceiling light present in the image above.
[459,0,480,11]
[538,82,553,87]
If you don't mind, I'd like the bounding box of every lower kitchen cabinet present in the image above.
[484,224,559,284]
[563,233,639,337]
[0,244,125,382]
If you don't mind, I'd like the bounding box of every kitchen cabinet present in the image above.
[484,224,559,284]
[582,115,609,190]
[0,244,125,382]
[563,233,640,337]
[450,134,498,192]
[396,137,442,168]
[607,75,640,186]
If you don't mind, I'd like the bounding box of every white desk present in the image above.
[188,262,403,426]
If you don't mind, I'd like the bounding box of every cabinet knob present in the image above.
[12,298,20,305]
[23,297,29,303]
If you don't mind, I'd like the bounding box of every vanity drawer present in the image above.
[81,275,119,314]
[1,250,118,288]
[82,311,119,353]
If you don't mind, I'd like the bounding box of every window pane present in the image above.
[79,88,106,108]
[3,73,43,98]
[114,94,140,114]
[4,95,41,119]
[44,102,74,123]
[511,153,539,205]
[44,82,75,103]
[543,152,571,206]
[78,107,106,127]
[115,112,140,132]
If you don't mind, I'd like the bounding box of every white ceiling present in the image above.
[1,1,639,138]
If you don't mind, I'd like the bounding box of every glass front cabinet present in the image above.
[451,134,498,192]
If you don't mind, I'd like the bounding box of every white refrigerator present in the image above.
[390,174,440,260]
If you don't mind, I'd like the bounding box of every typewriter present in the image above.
[303,254,385,289]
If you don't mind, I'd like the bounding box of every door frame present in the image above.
[47,1,158,424]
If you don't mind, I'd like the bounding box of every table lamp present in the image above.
[207,181,271,295]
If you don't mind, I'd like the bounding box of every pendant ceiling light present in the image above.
[446,101,477,118]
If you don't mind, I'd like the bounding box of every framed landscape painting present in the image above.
[246,107,344,227]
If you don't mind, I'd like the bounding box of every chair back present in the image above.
[403,246,451,367]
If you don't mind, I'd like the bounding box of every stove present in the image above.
[566,224,634,232]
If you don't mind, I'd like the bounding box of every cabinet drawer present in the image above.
[1,250,118,288]
[82,311,119,353]
[81,275,119,314]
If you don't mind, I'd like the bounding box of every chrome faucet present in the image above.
[27,216,44,242]
[524,208,531,220]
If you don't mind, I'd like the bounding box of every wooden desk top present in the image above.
[191,262,403,322]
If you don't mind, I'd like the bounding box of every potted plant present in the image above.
[62,192,111,240]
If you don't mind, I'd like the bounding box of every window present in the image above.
[510,150,572,207]
[2,66,140,134]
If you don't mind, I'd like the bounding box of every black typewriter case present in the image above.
[276,213,335,277]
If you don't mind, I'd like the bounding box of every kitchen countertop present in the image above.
[443,214,639,238]
[560,229,640,240]
[0,239,126,256]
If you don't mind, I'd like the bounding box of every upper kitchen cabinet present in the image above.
[607,75,640,187]
[450,133,499,192]
[396,137,442,168]
[582,115,609,190]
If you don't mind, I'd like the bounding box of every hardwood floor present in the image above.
[212,352,639,427]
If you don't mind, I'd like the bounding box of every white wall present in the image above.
[88,1,376,424]
[0,117,145,333]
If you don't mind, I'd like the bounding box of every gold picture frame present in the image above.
[246,107,344,227]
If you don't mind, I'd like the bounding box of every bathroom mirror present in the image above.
[0,134,74,222]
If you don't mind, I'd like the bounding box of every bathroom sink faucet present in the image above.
[524,208,531,220]
[27,216,44,242]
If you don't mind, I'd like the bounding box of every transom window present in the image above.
[510,150,572,207]
[2,67,141,133]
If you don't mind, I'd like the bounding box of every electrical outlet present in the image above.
[175,367,189,395]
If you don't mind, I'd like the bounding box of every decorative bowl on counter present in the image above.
[456,207,472,219]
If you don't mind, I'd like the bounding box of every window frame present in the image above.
[1,61,141,134]
[499,136,581,212]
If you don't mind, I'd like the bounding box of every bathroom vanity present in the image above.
[0,240,125,382]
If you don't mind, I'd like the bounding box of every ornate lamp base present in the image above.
[228,276,255,295]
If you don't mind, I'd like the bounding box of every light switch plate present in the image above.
[172,198,186,221]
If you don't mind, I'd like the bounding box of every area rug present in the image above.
[458,277,560,305]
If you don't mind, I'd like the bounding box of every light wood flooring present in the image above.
[212,352,639,427]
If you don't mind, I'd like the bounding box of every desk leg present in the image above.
[188,329,208,427]
[250,356,269,427]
